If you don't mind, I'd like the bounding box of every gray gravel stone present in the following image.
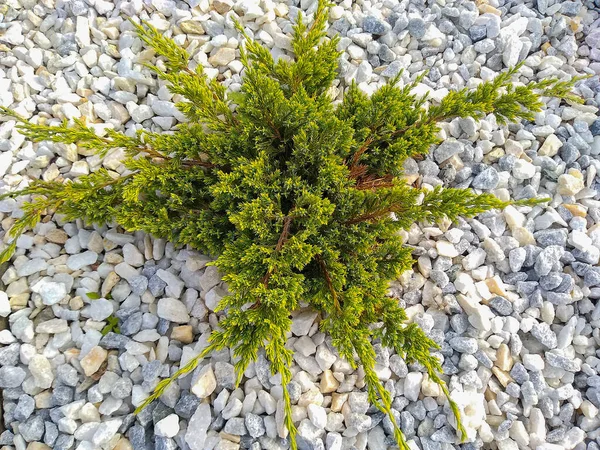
[245,413,266,438]
[449,337,478,354]
[362,16,388,35]
[224,417,247,435]
[175,393,201,420]
[0,367,26,388]
[472,167,499,189]
[13,395,35,421]
[408,18,426,38]
[434,140,464,163]
[489,296,512,315]
[531,322,558,349]
[18,415,44,442]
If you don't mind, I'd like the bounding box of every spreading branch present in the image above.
[316,254,341,311]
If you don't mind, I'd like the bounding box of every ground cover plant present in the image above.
[0,2,585,448]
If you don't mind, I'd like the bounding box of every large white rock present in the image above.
[67,251,98,270]
[538,134,562,157]
[88,298,114,321]
[76,16,90,47]
[156,269,185,298]
[208,47,236,66]
[403,372,423,402]
[0,23,24,45]
[199,266,222,292]
[17,258,48,277]
[456,293,493,331]
[155,414,180,438]
[29,355,54,389]
[291,310,318,336]
[123,243,144,267]
[529,408,547,447]
[512,159,536,180]
[31,279,67,306]
[92,419,122,446]
[191,364,217,399]
[0,151,13,177]
[151,100,177,117]
[130,105,154,123]
[185,402,211,450]
[450,390,486,441]
[0,291,11,317]
[157,298,189,323]
[204,285,227,311]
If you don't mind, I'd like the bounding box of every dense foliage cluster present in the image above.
[0,2,584,448]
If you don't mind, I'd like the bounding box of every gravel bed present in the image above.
[1,0,600,449]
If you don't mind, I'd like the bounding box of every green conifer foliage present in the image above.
[0,2,586,448]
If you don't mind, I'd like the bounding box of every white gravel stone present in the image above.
[29,355,54,389]
[186,402,211,449]
[463,248,487,270]
[436,241,458,258]
[291,310,318,336]
[156,269,185,297]
[403,372,423,402]
[307,404,327,429]
[0,23,24,45]
[32,279,67,306]
[191,364,217,399]
[67,251,98,270]
[76,16,90,47]
[512,159,536,179]
[209,48,236,66]
[130,105,154,123]
[204,285,227,311]
[538,134,562,157]
[17,258,48,277]
[157,297,190,323]
[0,291,11,317]
[155,414,180,438]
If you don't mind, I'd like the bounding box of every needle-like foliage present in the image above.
[0,2,585,449]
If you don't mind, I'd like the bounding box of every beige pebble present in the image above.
[45,228,68,244]
[209,47,236,67]
[104,252,123,264]
[495,344,513,371]
[34,391,53,409]
[478,3,501,15]
[538,134,562,157]
[69,296,84,310]
[320,369,339,394]
[512,227,536,246]
[80,346,108,377]
[10,293,28,309]
[27,444,52,450]
[213,0,233,14]
[101,271,120,298]
[563,203,587,218]
[485,276,508,297]
[558,169,584,196]
[330,392,348,412]
[87,231,104,252]
[113,437,134,450]
[421,374,442,397]
[491,366,513,387]
[171,325,194,344]
[179,20,205,35]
